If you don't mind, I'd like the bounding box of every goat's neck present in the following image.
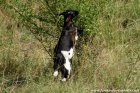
[63,21,73,29]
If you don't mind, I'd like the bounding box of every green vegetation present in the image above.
[0,0,140,93]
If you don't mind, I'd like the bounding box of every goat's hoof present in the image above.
[61,78,67,82]
[53,71,58,77]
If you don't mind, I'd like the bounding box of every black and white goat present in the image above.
[53,10,79,81]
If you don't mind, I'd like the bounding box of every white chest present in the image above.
[61,48,74,59]
[61,48,74,75]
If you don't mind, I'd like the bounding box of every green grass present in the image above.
[0,0,140,93]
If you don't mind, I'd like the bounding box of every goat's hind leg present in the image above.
[61,58,71,81]
[53,58,59,77]
[61,65,69,81]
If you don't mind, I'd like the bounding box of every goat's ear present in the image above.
[74,11,79,16]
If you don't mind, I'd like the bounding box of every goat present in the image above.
[53,10,79,81]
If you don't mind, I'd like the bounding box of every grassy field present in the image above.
[0,0,140,93]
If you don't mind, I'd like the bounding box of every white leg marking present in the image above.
[53,71,58,77]
[75,28,78,40]
[75,35,78,40]
[62,78,66,81]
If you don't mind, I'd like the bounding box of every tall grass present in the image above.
[0,0,140,93]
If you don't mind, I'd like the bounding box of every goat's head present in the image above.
[59,10,79,27]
